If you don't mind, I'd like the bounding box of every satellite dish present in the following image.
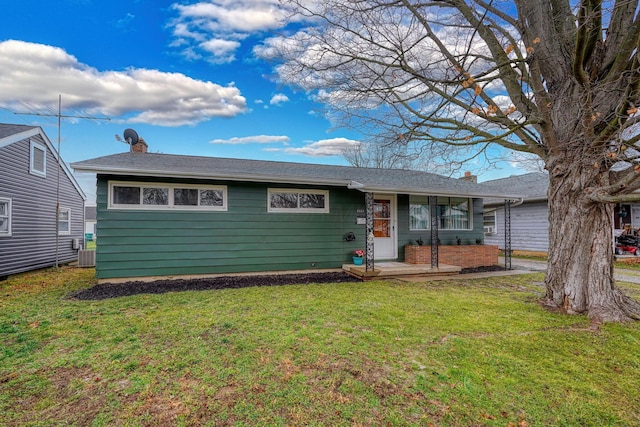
[123,128,139,146]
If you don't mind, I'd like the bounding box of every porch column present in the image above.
[504,199,512,270]
[429,195,439,268]
[365,192,375,271]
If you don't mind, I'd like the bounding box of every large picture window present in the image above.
[409,196,472,230]
[0,198,11,236]
[268,189,329,213]
[440,197,471,230]
[109,182,227,210]
[30,140,46,177]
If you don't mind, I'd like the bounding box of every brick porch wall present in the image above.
[404,244,499,268]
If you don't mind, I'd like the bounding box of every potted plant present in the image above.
[353,249,365,265]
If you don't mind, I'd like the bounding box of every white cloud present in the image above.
[210,135,290,144]
[282,137,361,157]
[0,40,247,126]
[170,0,293,62]
[200,38,241,63]
[174,1,284,32]
[270,93,289,105]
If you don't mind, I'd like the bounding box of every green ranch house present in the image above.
[71,144,519,282]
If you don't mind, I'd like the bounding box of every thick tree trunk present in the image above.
[545,167,640,322]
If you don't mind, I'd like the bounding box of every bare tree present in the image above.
[342,140,418,169]
[267,0,640,321]
[342,136,487,175]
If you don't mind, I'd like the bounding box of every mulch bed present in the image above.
[69,271,361,301]
[69,266,505,301]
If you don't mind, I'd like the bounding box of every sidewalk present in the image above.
[500,257,640,284]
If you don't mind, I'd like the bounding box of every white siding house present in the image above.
[482,172,640,253]
[0,124,86,278]
[482,172,549,253]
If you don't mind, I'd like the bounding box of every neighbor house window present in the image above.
[409,196,430,230]
[58,207,71,235]
[484,211,497,235]
[0,198,11,236]
[30,140,46,177]
[268,189,329,213]
[409,196,472,230]
[109,181,227,210]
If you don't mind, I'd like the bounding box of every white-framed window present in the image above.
[409,196,430,230]
[58,207,71,235]
[440,197,471,230]
[30,140,47,177]
[0,198,12,237]
[484,211,497,235]
[268,189,329,213]
[409,196,472,230]
[108,181,227,211]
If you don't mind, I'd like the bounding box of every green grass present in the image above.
[2,268,640,426]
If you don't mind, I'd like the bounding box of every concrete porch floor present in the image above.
[342,261,461,280]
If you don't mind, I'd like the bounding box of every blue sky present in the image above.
[0,0,529,203]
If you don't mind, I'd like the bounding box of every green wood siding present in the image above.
[95,175,366,279]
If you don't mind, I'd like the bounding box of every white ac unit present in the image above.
[77,249,96,267]
[484,226,496,235]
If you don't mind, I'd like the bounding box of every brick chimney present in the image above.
[131,137,148,153]
[460,171,477,183]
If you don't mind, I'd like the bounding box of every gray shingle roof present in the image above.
[480,172,548,205]
[72,152,520,199]
[0,123,37,141]
[0,123,86,200]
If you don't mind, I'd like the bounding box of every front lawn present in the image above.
[1,267,640,426]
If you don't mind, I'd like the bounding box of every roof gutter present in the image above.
[511,197,525,207]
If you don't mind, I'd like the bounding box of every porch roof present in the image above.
[72,152,520,199]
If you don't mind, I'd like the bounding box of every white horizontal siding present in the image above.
[0,135,85,277]
[485,201,549,252]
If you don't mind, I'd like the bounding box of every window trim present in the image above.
[58,207,71,236]
[30,140,47,177]
[108,181,228,211]
[268,188,330,213]
[0,197,12,237]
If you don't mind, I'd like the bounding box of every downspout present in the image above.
[510,198,525,208]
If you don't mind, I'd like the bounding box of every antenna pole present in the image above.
[55,95,61,269]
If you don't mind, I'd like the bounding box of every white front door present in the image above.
[373,195,397,259]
